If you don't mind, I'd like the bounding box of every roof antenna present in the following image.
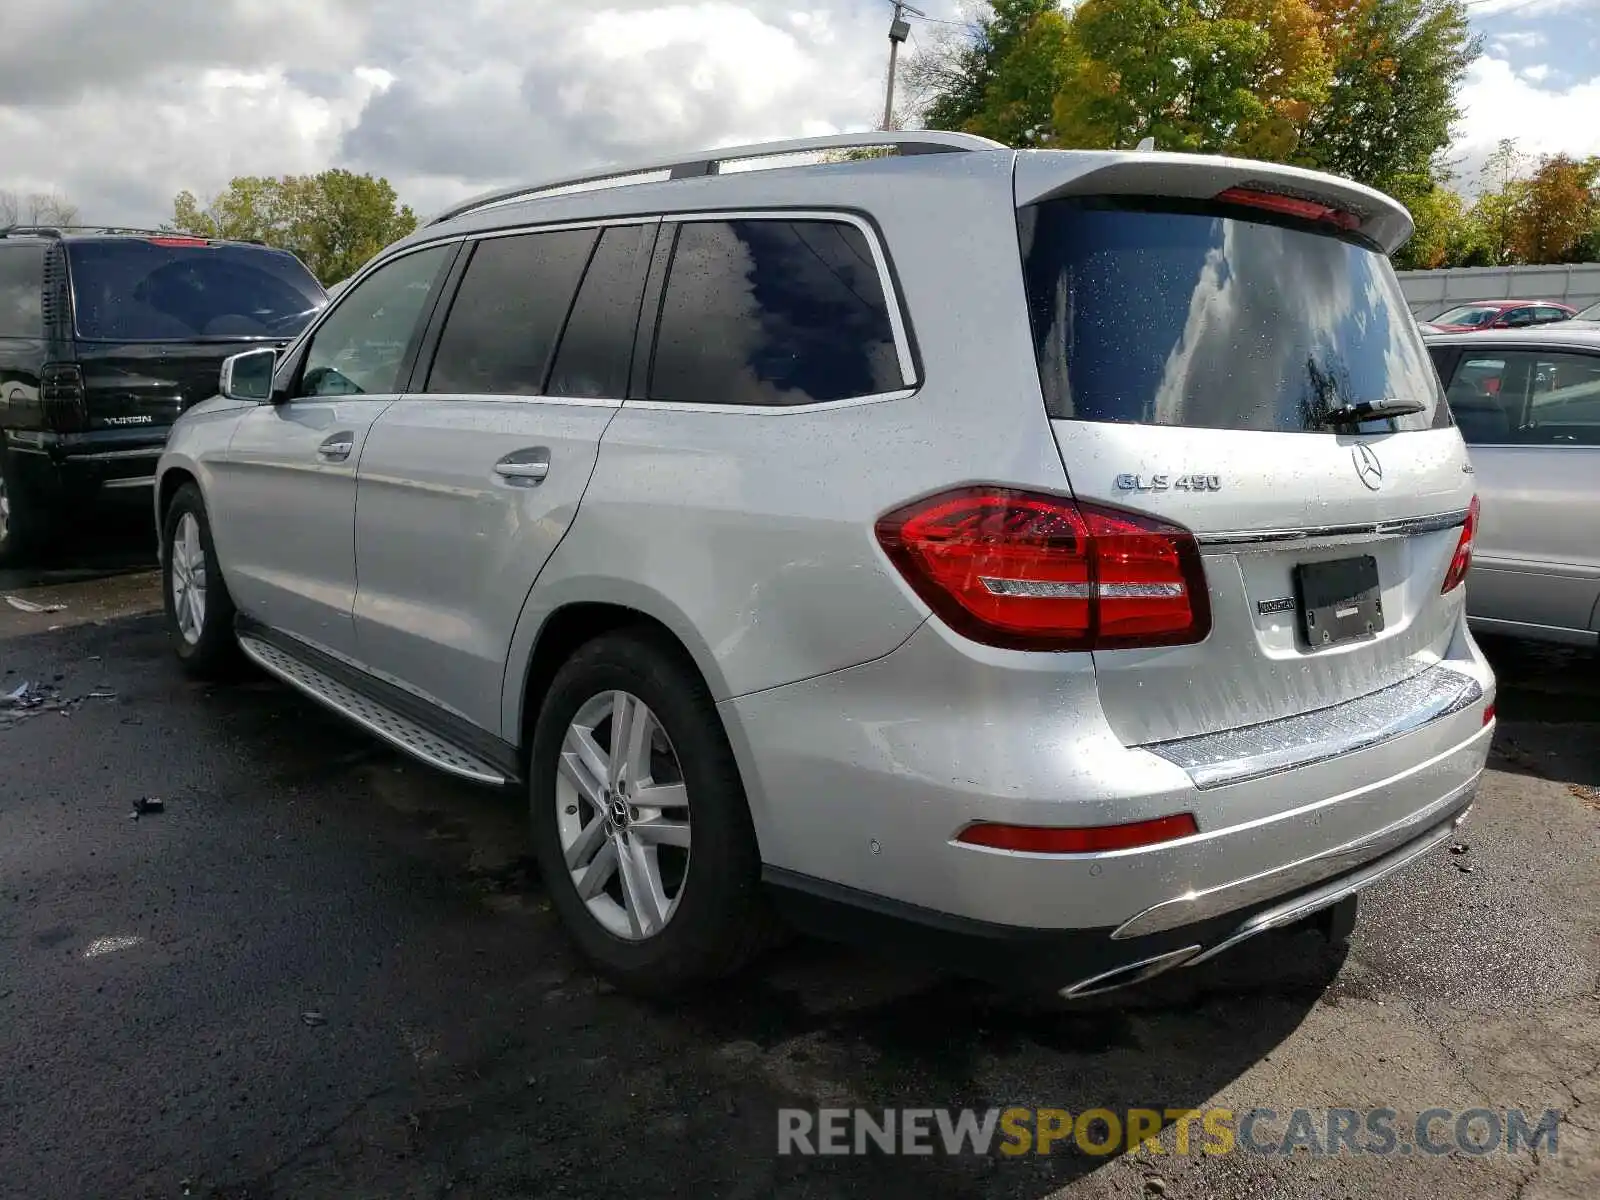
[1134,136,1156,152]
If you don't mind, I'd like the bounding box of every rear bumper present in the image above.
[5,429,166,498]
[769,781,1472,996]
[724,611,1495,946]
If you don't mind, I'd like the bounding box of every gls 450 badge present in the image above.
[1114,473,1222,493]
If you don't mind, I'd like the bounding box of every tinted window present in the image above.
[66,240,326,341]
[1532,306,1570,324]
[649,219,902,407]
[0,243,46,338]
[1019,198,1442,433]
[1450,351,1600,446]
[299,246,449,398]
[426,229,597,395]
[546,224,650,399]
[1501,307,1539,327]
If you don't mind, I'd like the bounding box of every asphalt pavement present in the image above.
[1,549,1596,1200]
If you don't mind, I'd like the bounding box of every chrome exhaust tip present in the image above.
[1058,945,1203,1000]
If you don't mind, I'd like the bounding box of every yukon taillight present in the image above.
[874,488,1211,651]
[1441,495,1479,594]
[39,363,87,433]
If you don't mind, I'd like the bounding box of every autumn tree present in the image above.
[1509,154,1600,265]
[169,170,417,285]
[1465,140,1532,267]
[1051,0,1331,158]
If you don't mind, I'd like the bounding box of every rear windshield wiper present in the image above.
[1318,399,1427,428]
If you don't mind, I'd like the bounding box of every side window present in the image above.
[545,223,652,400]
[1501,307,1537,327]
[1533,306,1569,324]
[1525,351,1600,445]
[0,243,46,338]
[425,228,597,396]
[649,218,903,407]
[298,245,450,398]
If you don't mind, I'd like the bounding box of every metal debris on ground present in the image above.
[1457,862,1475,874]
[1450,842,1470,855]
[301,1011,328,1027]
[130,796,165,818]
[4,595,66,614]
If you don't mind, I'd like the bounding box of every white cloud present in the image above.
[1469,0,1595,15]
[1520,64,1552,82]
[1493,30,1546,49]
[1456,55,1600,170]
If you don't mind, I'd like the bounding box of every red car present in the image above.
[1419,299,1576,333]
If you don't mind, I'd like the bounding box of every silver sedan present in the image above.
[1426,323,1600,647]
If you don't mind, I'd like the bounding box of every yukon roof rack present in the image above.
[0,224,207,240]
[426,130,1008,227]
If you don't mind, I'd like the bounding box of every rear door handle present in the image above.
[318,433,355,462]
[494,448,551,486]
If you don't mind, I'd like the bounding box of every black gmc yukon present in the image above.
[0,227,327,565]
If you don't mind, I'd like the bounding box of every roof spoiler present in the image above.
[1013,150,1413,254]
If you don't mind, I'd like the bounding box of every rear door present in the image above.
[1014,185,1475,745]
[351,221,655,731]
[210,243,454,658]
[1442,343,1600,637]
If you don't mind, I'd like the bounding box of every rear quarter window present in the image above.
[0,243,46,338]
[648,218,904,407]
[1019,197,1443,434]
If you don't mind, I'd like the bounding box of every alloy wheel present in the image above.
[555,690,692,940]
[170,512,208,645]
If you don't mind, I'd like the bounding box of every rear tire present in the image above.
[161,483,242,679]
[0,449,45,568]
[529,630,766,995]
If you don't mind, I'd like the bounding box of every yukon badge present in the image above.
[1352,443,1383,490]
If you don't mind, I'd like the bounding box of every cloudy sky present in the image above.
[2,0,1598,227]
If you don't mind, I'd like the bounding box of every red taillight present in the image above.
[1214,186,1361,231]
[957,813,1200,854]
[39,362,87,433]
[1482,703,1496,727]
[874,488,1211,651]
[1441,495,1479,594]
[147,237,211,247]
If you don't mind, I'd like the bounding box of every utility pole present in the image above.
[882,0,924,131]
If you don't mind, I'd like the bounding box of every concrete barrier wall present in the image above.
[1396,264,1600,320]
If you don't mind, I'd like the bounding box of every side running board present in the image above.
[236,628,512,787]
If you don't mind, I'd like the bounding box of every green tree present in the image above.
[169,170,416,285]
[1466,140,1531,266]
[1390,175,1468,269]
[913,0,1063,140]
[1296,0,1479,196]
[1051,0,1331,158]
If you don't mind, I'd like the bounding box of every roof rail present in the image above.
[0,224,200,240]
[426,130,1008,227]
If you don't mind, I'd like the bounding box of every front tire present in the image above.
[529,630,766,994]
[161,483,241,678]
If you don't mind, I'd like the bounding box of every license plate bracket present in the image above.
[1295,555,1384,647]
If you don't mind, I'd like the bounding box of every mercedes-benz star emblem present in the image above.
[1352,443,1384,491]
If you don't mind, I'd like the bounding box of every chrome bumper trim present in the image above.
[103,476,155,489]
[1142,664,1483,790]
[1184,801,1470,966]
[1112,776,1478,940]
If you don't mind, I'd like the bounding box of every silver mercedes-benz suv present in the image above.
[155,131,1494,998]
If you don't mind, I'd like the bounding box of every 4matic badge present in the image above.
[1114,473,1222,493]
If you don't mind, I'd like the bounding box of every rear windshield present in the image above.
[67,240,327,341]
[1018,198,1442,433]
